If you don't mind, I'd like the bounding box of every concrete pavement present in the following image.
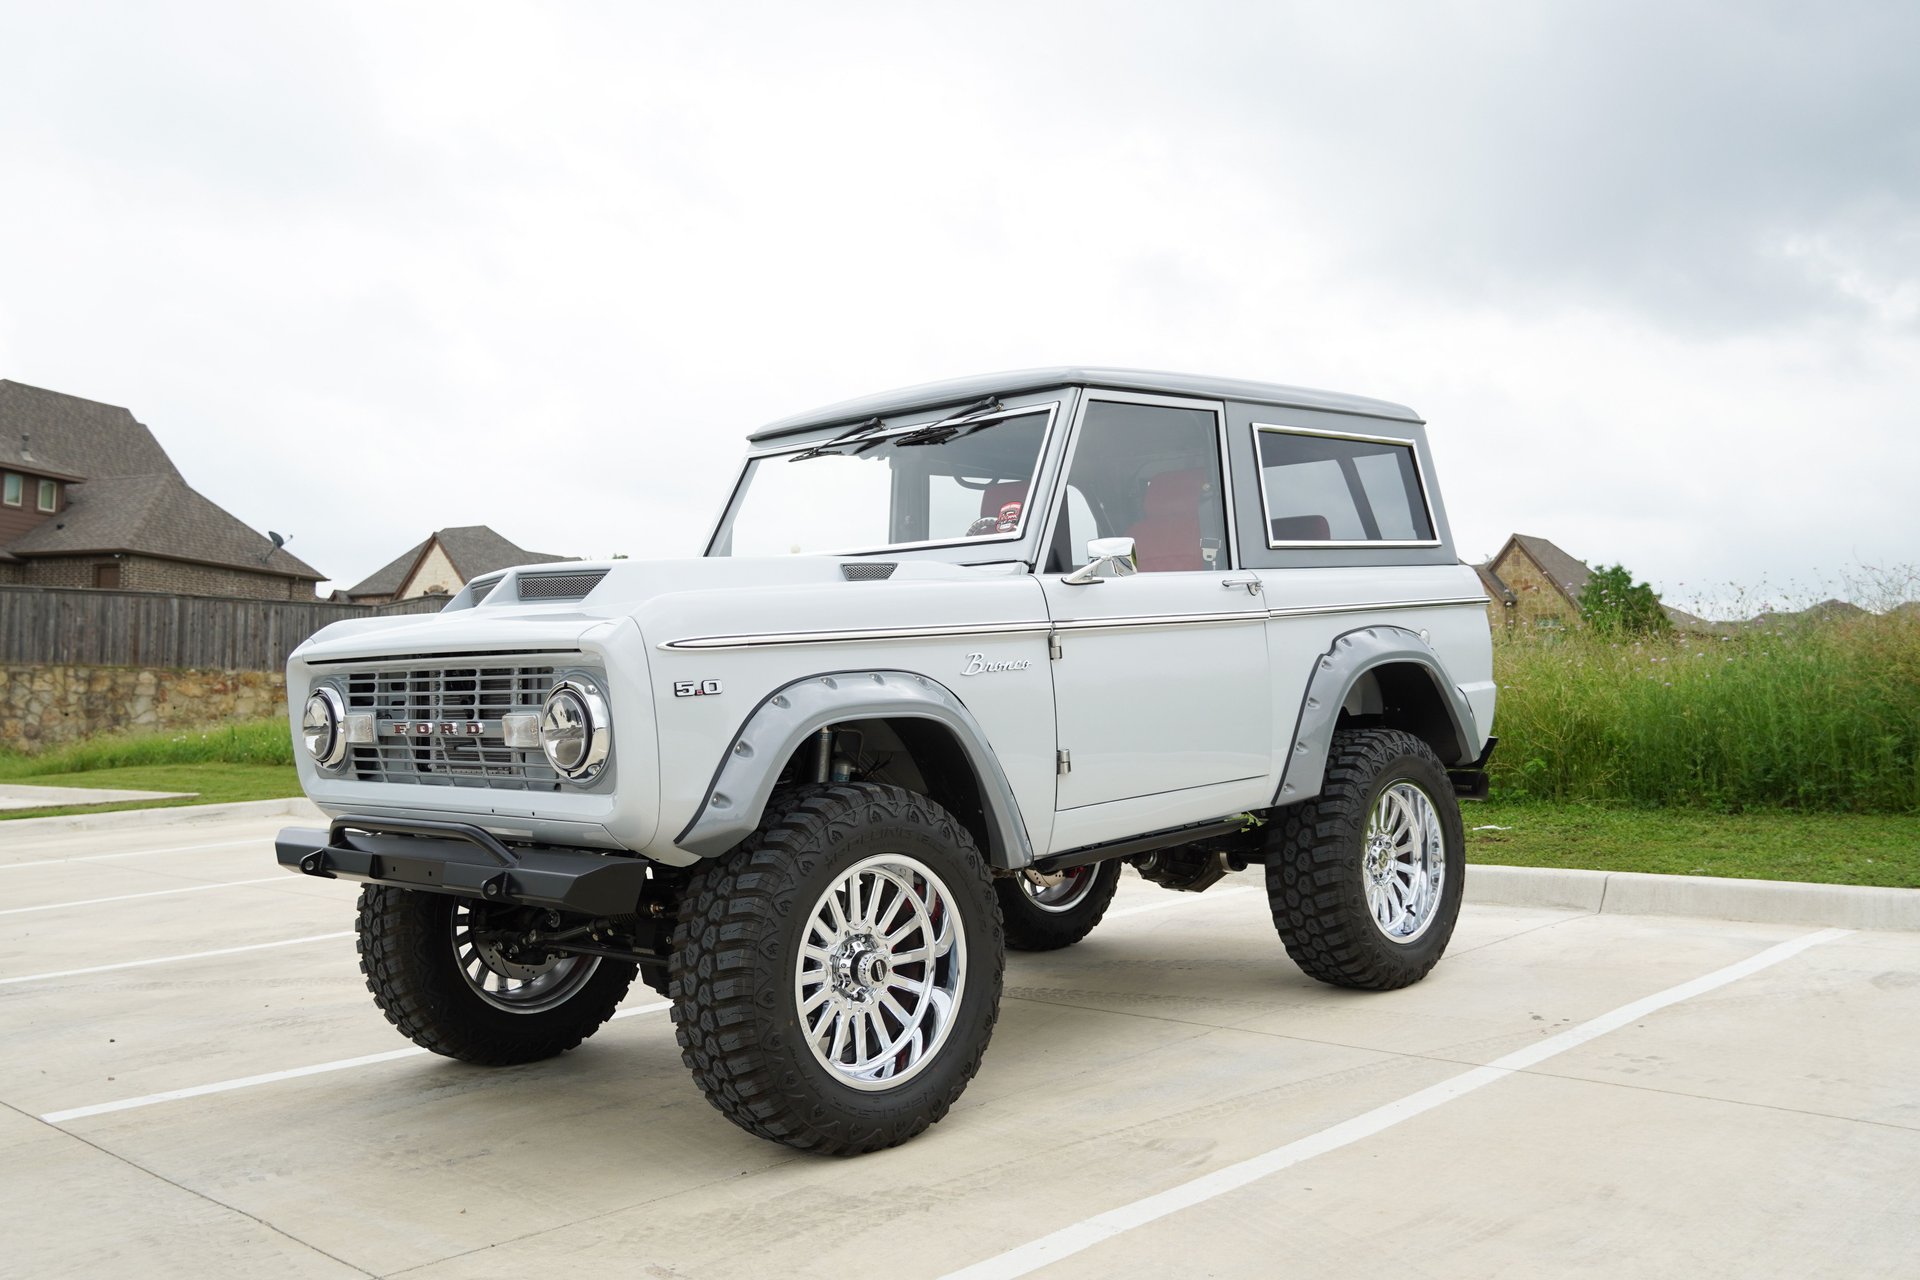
[2,807,1915,1278]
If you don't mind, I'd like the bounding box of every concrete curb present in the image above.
[1469,864,1920,932]
[0,796,325,836]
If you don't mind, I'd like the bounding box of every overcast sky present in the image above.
[2,1,1914,615]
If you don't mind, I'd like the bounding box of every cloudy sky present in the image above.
[1,1,1914,614]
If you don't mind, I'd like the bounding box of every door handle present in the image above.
[1221,575,1263,596]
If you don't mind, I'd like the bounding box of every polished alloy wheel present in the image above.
[451,902,601,1014]
[1362,781,1446,944]
[1012,866,1100,914]
[794,853,967,1091]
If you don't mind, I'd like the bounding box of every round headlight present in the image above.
[540,679,609,780]
[302,688,347,769]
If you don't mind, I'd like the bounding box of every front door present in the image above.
[1040,394,1272,827]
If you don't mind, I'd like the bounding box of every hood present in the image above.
[292,555,1034,663]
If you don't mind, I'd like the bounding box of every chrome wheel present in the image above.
[1363,781,1446,944]
[450,902,601,1014]
[795,853,967,1092]
[1012,866,1099,914]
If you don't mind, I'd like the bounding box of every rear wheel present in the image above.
[1266,728,1465,990]
[669,783,1004,1155]
[995,860,1122,951]
[357,886,636,1065]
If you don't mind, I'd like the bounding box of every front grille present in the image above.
[342,663,564,790]
[517,569,608,601]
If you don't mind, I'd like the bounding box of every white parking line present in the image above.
[0,932,355,987]
[941,926,1852,1280]
[0,837,268,871]
[39,1001,673,1125]
[0,877,288,916]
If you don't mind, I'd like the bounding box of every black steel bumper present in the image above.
[276,816,651,916]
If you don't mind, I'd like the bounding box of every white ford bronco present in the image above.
[277,368,1496,1154]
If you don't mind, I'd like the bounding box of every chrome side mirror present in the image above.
[1062,536,1137,585]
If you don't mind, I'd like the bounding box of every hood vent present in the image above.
[468,575,503,604]
[841,562,897,581]
[516,569,610,601]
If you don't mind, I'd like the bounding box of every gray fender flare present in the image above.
[1274,625,1482,806]
[672,669,1036,867]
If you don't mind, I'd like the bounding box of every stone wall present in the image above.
[0,664,287,753]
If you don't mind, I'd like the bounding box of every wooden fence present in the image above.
[0,585,445,671]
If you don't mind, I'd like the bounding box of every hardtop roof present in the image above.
[747,367,1423,442]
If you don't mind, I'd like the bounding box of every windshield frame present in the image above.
[705,399,1063,560]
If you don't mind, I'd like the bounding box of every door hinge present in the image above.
[1048,632,1063,660]
[1056,749,1071,775]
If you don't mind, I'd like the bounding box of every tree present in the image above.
[1580,564,1672,637]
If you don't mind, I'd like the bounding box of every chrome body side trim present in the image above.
[659,596,1487,651]
[1266,595,1488,620]
[660,621,1054,651]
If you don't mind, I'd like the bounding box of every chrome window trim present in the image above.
[705,401,1062,559]
[1252,422,1442,550]
[657,596,1486,651]
[1040,387,1238,575]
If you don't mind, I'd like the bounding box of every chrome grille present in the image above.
[517,569,608,601]
[343,664,562,790]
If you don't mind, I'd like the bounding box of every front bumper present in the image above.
[276,816,652,916]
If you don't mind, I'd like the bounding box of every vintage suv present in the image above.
[276,368,1496,1155]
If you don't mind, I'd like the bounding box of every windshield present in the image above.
[711,409,1053,557]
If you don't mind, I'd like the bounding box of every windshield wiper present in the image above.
[788,416,888,463]
[893,397,1006,447]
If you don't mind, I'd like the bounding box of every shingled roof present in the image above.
[346,526,572,599]
[0,380,322,582]
[1505,533,1593,600]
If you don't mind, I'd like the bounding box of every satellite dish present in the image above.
[269,531,288,549]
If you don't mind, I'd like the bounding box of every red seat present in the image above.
[1126,470,1207,572]
[978,481,1028,533]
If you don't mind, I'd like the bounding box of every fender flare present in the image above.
[672,669,1036,867]
[1274,625,1482,806]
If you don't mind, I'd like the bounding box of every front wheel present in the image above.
[669,783,1004,1155]
[995,860,1122,951]
[1266,728,1466,990]
[357,886,637,1064]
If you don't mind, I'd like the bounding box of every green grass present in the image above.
[1488,609,1920,813]
[1467,800,1920,888]
[0,720,293,778]
[0,763,301,819]
[0,719,300,819]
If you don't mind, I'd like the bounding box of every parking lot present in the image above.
[4,805,1917,1279]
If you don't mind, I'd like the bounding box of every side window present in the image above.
[1052,401,1228,572]
[37,479,57,513]
[1,473,19,507]
[1257,427,1434,546]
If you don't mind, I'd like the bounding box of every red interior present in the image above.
[1126,469,1206,572]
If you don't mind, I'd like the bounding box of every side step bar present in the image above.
[276,816,651,917]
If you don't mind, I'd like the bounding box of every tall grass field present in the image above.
[1488,609,1920,813]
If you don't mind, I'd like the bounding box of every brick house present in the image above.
[0,381,324,600]
[343,526,572,604]
[1484,533,1591,629]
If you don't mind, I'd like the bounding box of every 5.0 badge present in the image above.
[673,679,723,697]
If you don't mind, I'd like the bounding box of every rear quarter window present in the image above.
[1255,426,1435,547]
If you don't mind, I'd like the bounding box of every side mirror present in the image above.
[1062,536,1137,585]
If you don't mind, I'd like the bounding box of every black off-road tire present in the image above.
[357,885,637,1065]
[995,859,1123,951]
[669,782,1004,1155]
[1267,728,1466,990]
